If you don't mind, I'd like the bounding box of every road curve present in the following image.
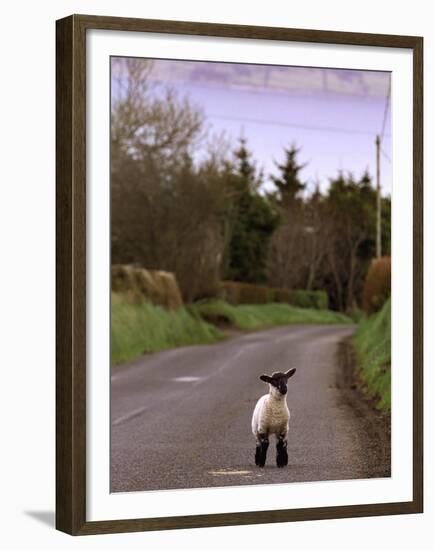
[111,324,390,492]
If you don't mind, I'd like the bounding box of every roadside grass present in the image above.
[353,298,391,411]
[112,295,353,366]
[190,300,352,330]
[111,293,221,365]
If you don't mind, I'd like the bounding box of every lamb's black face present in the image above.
[273,375,288,395]
[260,369,296,395]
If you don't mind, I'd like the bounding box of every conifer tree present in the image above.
[226,139,279,283]
[271,145,306,205]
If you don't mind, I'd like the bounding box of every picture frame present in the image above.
[56,14,423,536]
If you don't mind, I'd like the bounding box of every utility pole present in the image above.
[375,134,381,258]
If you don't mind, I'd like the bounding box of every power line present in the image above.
[208,113,390,138]
[381,148,392,163]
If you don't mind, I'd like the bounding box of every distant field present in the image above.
[353,298,391,410]
[112,293,353,365]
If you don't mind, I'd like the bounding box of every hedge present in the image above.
[220,281,328,310]
[219,281,272,305]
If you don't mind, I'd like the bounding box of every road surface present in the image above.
[111,325,390,492]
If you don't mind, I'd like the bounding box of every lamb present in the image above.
[251,368,296,468]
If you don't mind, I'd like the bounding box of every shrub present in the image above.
[362,256,391,314]
[111,264,183,310]
[292,290,329,310]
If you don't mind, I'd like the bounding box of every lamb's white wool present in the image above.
[251,391,290,439]
[251,369,296,467]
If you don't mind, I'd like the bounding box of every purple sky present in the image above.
[113,58,392,196]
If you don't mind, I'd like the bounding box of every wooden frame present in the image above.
[56,14,423,535]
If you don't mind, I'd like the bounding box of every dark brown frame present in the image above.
[56,14,423,536]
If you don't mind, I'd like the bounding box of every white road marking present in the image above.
[172,376,202,382]
[113,347,248,425]
[231,349,243,361]
[112,406,147,426]
[208,469,252,476]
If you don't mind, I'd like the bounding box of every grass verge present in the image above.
[190,300,352,330]
[353,298,391,411]
[111,293,221,365]
[112,295,353,366]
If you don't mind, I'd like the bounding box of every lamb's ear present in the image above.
[285,368,296,379]
[260,374,272,384]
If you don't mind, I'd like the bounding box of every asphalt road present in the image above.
[111,324,390,493]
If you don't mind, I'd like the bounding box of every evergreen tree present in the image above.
[271,145,307,205]
[226,139,279,283]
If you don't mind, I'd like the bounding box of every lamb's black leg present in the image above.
[276,435,288,468]
[255,433,269,467]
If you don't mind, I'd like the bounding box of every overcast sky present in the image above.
[113,58,392,196]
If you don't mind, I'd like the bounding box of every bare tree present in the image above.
[303,186,329,290]
[267,172,377,312]
[267,208,305,289]
[111,57,233,301]
[322,172,376,311]
[111,58,204,163]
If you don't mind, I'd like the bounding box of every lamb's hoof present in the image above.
[255,446,267,467]
[276,456,288,468]
[255,453,265,467]
[276,441,288,467]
